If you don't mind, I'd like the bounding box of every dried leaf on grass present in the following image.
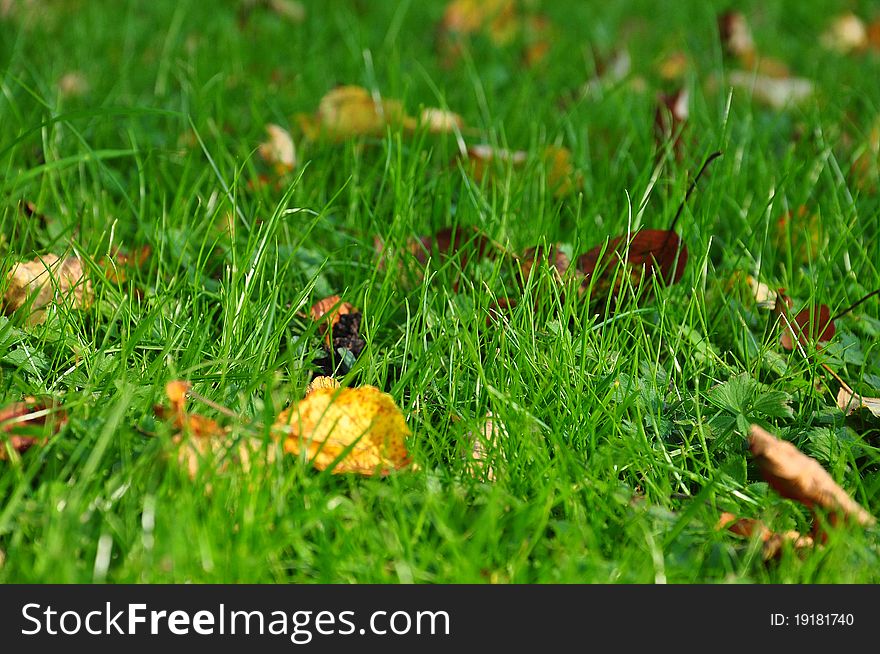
[418,107,464,134]
[728,70,813,110]
[258,123,296,175]
[306,376,340,396]
[836,384,880,421]
[3,254,93,326]
[273,386,411,475]
[577,229,687,300]
[310,295,364,376]
[101,245,151,284]
[716,511,813,560]
[297,85,414,142]
[467,411,507,481]
[821,13,868,54]
[156,381,272,479]
[748,424,875,528]
[0,398,67,460]
[775,297,835,351]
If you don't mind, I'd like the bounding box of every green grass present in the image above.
[1,0,879,583]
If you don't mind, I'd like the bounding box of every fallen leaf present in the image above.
[654,88,689,158]
[3,254,93,326]
[306,376,340,396]
[57,71,88,98]
[156,381,272,479]
[748,274,777,308]
[467,410,507,481]
[297,85,414,142]
[718,11,756,67]
[748,424,875,528]
[869,18,880,51]
[821,13,868,54]
[779,303,835,351]
[273,386,411,475]
[577,229,687,300]
[542,145,581,196]
[417,107,464,134]
[310,295,355,345]
[836,385,880,420]
[101,245,151,284]
[437,0,519,66]
[258,123,296,175]
[520,244,570,282]
[267,0,305,23]
[716,511,814,560]
[657,51,689,80]
[523,14,553,68]
[0,397,67,460]
[728,70,813,110]
[310,297,365,377]
[465,144,528,184]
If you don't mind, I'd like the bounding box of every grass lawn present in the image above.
[1,0,879,583]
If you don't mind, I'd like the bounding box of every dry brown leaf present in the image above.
[520,244,570,283]
[728,70,813,110]
[716,511,814,560]
[273,386,411,475]
[523,14,553,68]
[542,145,580,196]
[309,295,355,346]
[836,385,880,420]
[3,254,93,326]
[748,424,875,527]
[438,0,519,67]
[297,85,414,142]
[654,88,689,158]
[0,397,67,460]
[466,144,527,183]
[267,0,305,23]
[258,123,296,175]
[822,13,868,53]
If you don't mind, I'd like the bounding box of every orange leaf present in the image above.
[778,304,835,351]
[748,424,875,527]
[716,511,813,560]
[297,85,414,142]
[273,386,411,475]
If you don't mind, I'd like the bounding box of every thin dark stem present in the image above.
[667,150,723,233]
[830,287,880,324]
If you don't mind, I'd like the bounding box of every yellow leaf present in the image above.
[274,386,411,475]
[299,85,415,142]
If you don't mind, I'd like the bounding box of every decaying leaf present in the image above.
[542,146,581,196]
[310,296,365,377]
[728,70,813,110]
[577,229,688,301]
[748,424,875,528]
[310,295,355,344]
[0,397,67,460]
[437,0,519,66]
[821,13,867,54]
[465,144,528,184]
[258,123,296,175]
[716,511,813,560]
[297,85,414,142]
[657,51,689,80]
[3,254,93,326]
[273,386,411,475]
[57,71,89,98]
[836,384,880,421]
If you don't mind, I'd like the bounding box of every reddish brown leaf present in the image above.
[748,424,875,528]
[0,398,66,459]
[779,304,835,351]
[577,229,687,299]
[520,244,570,282]
[718,11,756,67]
[310,295,355,343]
[654,88,689,158]
[101,245,151,284]
[836,384,880,421]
